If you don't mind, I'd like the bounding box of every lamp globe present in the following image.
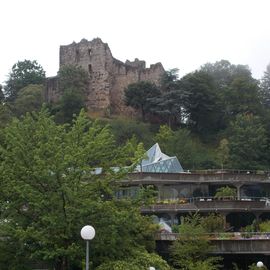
[81,225,95,240]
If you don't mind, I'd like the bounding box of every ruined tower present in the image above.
[45,38,165,116]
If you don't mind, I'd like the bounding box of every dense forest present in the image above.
[1,59,270,171]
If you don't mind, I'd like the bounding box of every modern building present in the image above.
[118,144,270,232]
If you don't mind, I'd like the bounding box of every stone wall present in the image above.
[46,38,165,115]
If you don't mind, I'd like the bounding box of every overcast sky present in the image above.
[1,0,270,85]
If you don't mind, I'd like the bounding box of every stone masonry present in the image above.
[45,38,165,116]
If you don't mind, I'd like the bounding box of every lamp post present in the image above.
[81,225,95,270]
[257,261,264,268]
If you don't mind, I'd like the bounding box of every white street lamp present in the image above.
[149,267,156,270]
[81,225,95,270]
[257,261,264,268]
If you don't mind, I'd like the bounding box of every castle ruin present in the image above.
[45,38,165,116]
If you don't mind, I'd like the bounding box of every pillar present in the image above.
[221,212,229,230]
[156,184,164,201]
[234,184,243,200]
[169,213,177,226]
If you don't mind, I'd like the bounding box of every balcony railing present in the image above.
[156,232,270,241]
[141,197,270,212]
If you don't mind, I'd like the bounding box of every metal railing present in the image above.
[154,196,270,204]
[156,232,270,241]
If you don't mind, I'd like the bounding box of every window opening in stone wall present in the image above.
[88,48,92,58]
[75,49,80,63]
[88,64,93,73]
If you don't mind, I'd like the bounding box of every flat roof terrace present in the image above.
[124,170,270,185]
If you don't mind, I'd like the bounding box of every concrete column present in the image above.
[222,212,229,230]
[156,184,164,201]
[254,212,261,222]
[234,184,243,200]
[169,213,177,226]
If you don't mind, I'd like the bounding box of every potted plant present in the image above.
[214,186,237,200]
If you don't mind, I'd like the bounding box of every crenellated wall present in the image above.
[46,38,165,116]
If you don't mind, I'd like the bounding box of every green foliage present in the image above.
[124,81,161,121]
[223,76,261,117]
[259,220,270,232]
[106,118,156,147]
[96,250,171,270]
[200,60,261,131]
[0,103,13,128]
[136,185,158,205]
[216,138,229,169]
[260,63,270,108]
[150,88,187,127]
[58,64,89,94]
[53,65,89,123]
[241,222,256,238]
[13,84,44,116]
[180,70,222,137]
[4,60,45,101]
[155,125,218,169]
[248,263,268,270]
[0,84,4,102]
[159,68,179,92]
[228,114,268,170]
[150,68,187,127]
[214,186,237,199]
[170,214,222,270]
[201,214,225,233]
[0,109,160,269]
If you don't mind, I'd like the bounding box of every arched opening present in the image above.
[226,212,256,231]
[209,184,235,197]
[154,213,174,227]
[241,183,270,199]
[259,212,270,221]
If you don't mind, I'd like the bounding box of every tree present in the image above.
[180,71,223,137]
[170,214,222,270]
[159,68,180,92]
[0,85,4,102]
[58,64,89,94]
[53,65,89,123]
[4,60,45,101]
[96,250,170,270]
[0,109,163,270]
[222,76,261,117]
[149,68,187,127]
[200,60,262,129]
[216,138,230,169]
[155,125,218,169]
[214,186,237,199]
[201,60,252,90]
[13,84,44,116]
[260,63,270,108]
[201,214,224,233]
[149,88,187,127]
[124,81,161,121]
[0,103,13,128]
[228,114,268,170]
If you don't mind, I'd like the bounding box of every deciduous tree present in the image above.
[124,81,161,121]
[228,114,268,170]
[4,60,45,101]
[0,109,162,270]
